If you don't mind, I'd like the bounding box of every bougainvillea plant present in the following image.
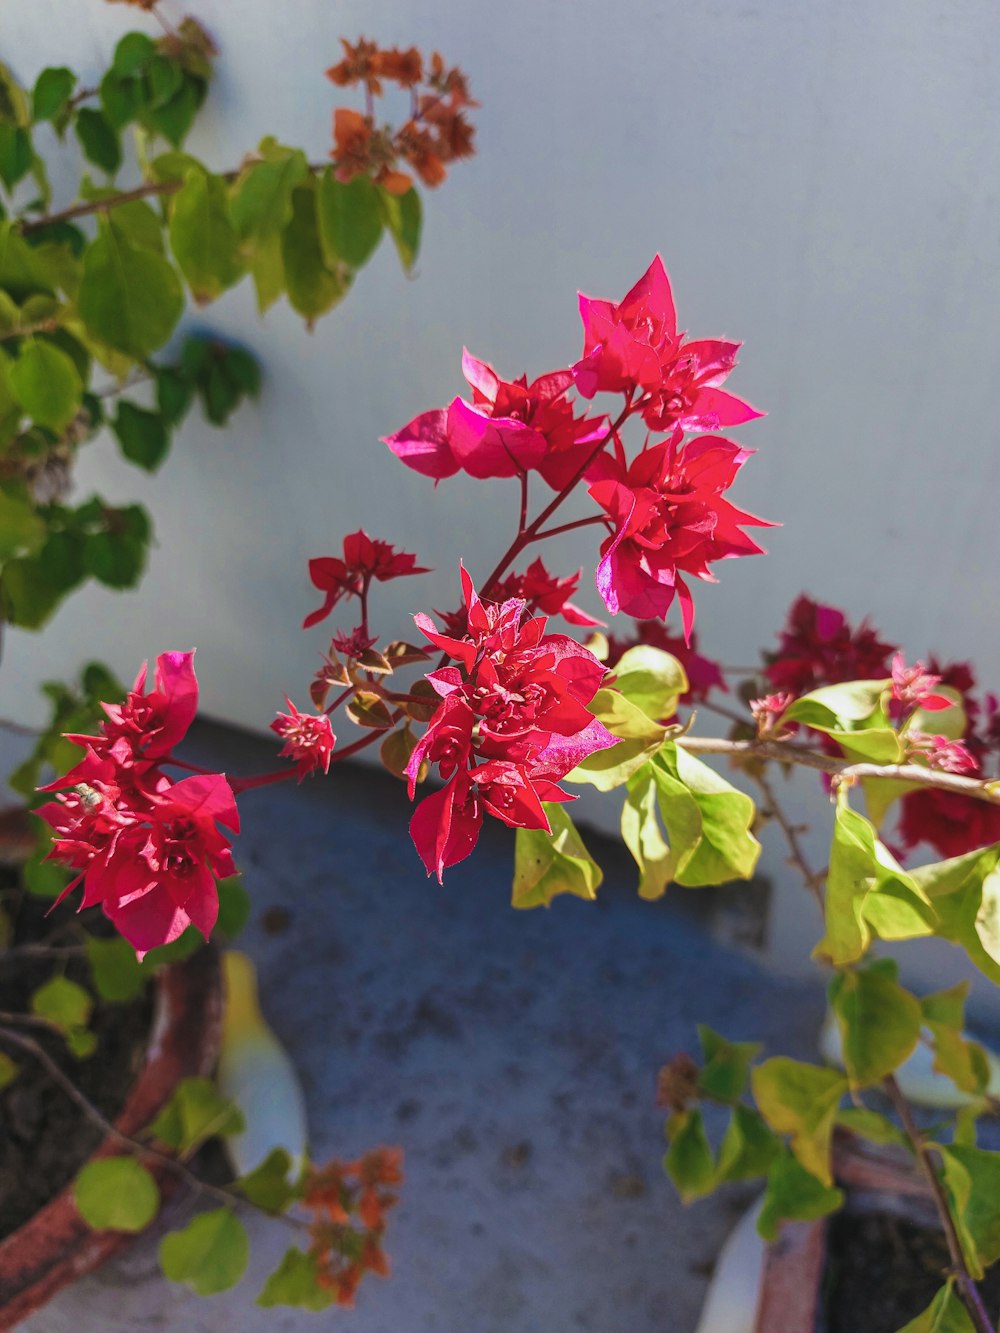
[19,234,1000,1329]
[0,7,477,1315]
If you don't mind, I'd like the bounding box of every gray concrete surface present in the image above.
[18,720,828,1333]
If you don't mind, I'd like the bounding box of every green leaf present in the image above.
[75,1157,159,1232]
[0,124,33,189]
[160,1208,249,1295]
[756,1150,844,1242]
[0,487,45,559]
[230,140,308,243]
[697,1026,761,1104]
[216,875,250,941]
[10,339,82,430]
[512,803,603,909]
[257,1247,333,1311]
[112,401,169,471]
[248,231,284,312]
[0,62,30,127]
[783,680,904,765]
[78,220,183,357]
[281,181,350,325]
[829,963,922,1086]
[86,935,147,1003]
[656,744,760,886]
[75,109,121,176]
[147,1076,245,1156]
[910,846,1000,986]
[169,169,245,302]
[567,687,667,791]
[621,762,675,899]
[919,982,991,1095]
[896,1282,975,1333]
[22,843,73,896]
[237,1148,296,1214]
[751,1057,847,1184]
[32,974,92,1031]
[83,512,150,589]
[815,800,936,965]
[940,1145,1000,1278]
[378,185,421,271]
[0,1051,18,1090]
[663,1108,715,1203]
[610,644,689,721]
[836,1107,907,1148]
[154,365,193,426]
[317,169,383,269]
[113,33,157,79]
[146,78,203,148]
[32,68,76,124]
[714,1104,781,1183]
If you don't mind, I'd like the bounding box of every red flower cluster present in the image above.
[271,699,336,779]
[574,255,763,436]
[304,530,428,630]
[384,256,767,641]
[327,39,477,194]
[37,653,239,958]
[383,352,606,489]
[406,569,617,879]
[436,559,602,638]
[764,595,895,696]
[303,1147,403,1307]
[588,434,772,638]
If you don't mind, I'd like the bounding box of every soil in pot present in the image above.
[823,1208,1000,1333]
[0,869,155,1237]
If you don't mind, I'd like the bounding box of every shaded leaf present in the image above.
[147,1076,245,1156]
[257,1247,333,1311]
[664,1108,715,1202]
[829,963,922,1087]
[112,400,169,471]
[757,1149,844,1242]
[512,803,602,909]
[751,1057,847,1184]
[160,1208,249,1295]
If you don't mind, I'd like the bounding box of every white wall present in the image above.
[4,1,1000,1006]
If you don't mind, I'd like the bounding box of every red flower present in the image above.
[271,699,336,778]
[304,531,429,629]
[37,652,240,958]
[764,596,895,697]
[405,568,616,878]
[588,434,772,638]
[750,692,798,740]
[889,653,951,718]
[382,351,606,487]
[470,559,603,630]
[898,787,1000,860]
[573,256,763,435]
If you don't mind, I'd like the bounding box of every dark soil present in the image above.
[0,868,154,1237]
[824,1208,1000,1332]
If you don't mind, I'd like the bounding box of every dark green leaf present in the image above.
[0,124,33,189]
[113,401,169,471]
[216,875,250,940]
[113,33,157,79]
[0,487,45,559]
[697,1026,762,1104]
[147,1077,245,1155]
[0,1052,18,1090]
[75,1157,159,1232]
[32,68,76,124]
[714,1104,781,1183]
[154,365,193,425]
[237,1148,296,1214]
[230,140,308,243]
[146,77,203,147]
[169,168,244,301]
[75,109,121,175]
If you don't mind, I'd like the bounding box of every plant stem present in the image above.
[883,1075,995,1333]
[751,765,825,908]
[532,514,610,541]
[0,1025,311,1232]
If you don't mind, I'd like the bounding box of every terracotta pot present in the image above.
[754,1129,933,1333]
[0,945,223,1331]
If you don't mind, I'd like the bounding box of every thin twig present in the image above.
[752,765,825,908]
[0,1025,310,1231]
[883,1075,995,1333]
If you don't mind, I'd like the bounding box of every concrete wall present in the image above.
[4,1,1000,1005]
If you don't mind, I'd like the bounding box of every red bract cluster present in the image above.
[764,597,1000,861]
[37,653,239,958]
[588,433,772,636]
[271,699,336,778]
[764,595,895,696]
[327,39,476,194]
[406,569,616,879]
[436,559,603,638]
[385,256,768,641]
[304,530,429,630]
[303,1147,403,1306]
